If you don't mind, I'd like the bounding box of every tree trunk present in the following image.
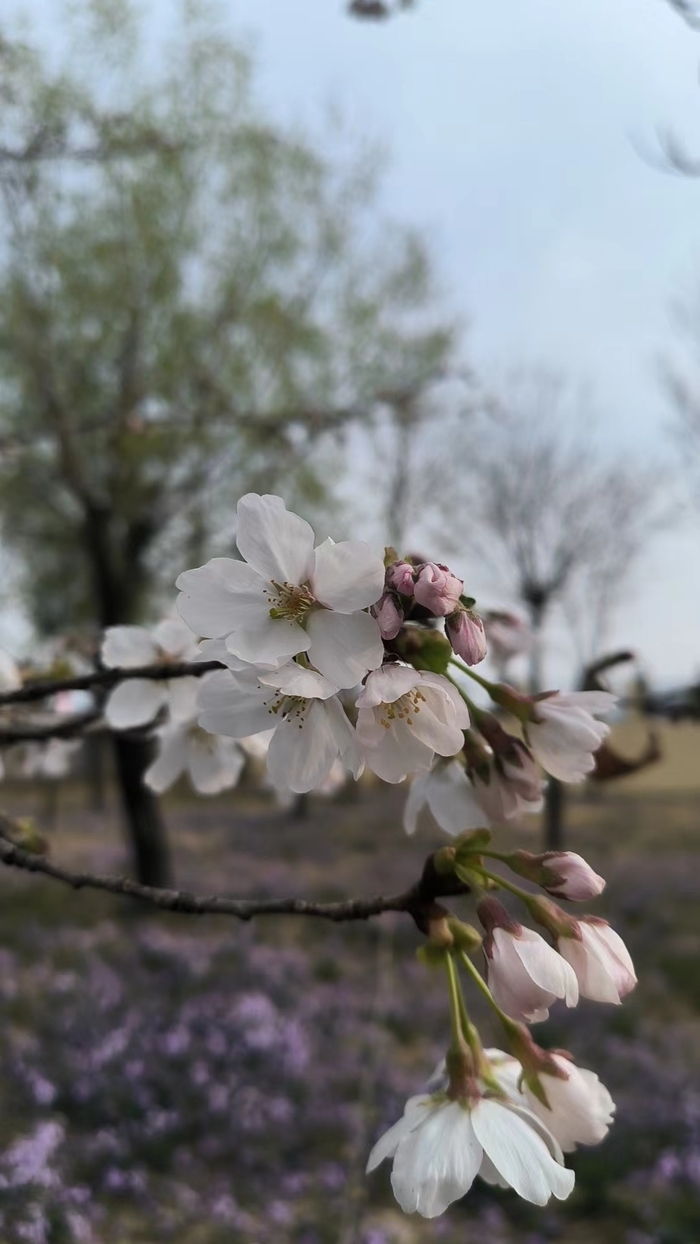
[543,777,565,852]
[84,505,171,886]
[112,734,171,887]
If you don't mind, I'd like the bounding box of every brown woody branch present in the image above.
[0,659,223,708]
[0,815,468,924]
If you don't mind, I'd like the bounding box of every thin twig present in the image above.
[0,660,223,708]
[0,816,468,923]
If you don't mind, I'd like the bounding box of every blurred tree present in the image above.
[456,370,661,694]
[0,0,456,883]
[448,370,663,852]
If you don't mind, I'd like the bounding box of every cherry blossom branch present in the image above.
[0,710,101,744]
[0,660,223,708]
[0,815,469,923]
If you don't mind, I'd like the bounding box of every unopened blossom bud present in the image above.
[385,561,416,596]
[556,916,637,1005]
[413,562,464,617]
[446,608,487,665]
[478,897,578,1023]
[540,852,605,901]
[371,591,404,640]
[504,850,605,902]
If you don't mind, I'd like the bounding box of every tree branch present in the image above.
[0,710,100,744]
[0,815,469,924]
[0,660,223,708]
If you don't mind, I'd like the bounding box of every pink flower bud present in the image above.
[385,561,415,596]
[371,591,404,641]
[446,608,487,665]
[413,562,464,617]
[557,917,636,1005]
[540,852,605,902]
[477,897,579,1023]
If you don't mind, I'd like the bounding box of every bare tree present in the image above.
[457,369,662,692]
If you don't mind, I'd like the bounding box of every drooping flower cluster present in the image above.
[366,823,634,1218]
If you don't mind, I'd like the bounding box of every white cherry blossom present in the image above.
[557,917,637,1004]
[526,691,617,783]
[356,665,470,784]
[486,1049,615,1153]
[176,493,385,688]
[404,760,487,837]
[145,719,245,795]
[102,618,202,730]
[470,751,544,823]
[367,1090,574,1215]
[197,662,362,794]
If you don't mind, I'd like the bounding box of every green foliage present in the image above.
[0,0,455,632]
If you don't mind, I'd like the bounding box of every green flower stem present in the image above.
[480,868,536,907]
[448,657,497,696]
[444,951,467,1051]
[459,949,513,1032]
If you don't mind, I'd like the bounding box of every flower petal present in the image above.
[101,626,159,669]
[424,761,486,836]
[258,663,337,700]
[225,616,310,666]
[306,609,383,689]
[356,664,421,709]
[188,735,245,794]
[176,558,268,638]
[472,1099,574,1205]
[236,493,315,585]
[167,676,202,723]
[311,538,385,612]
[197,670,273,738]
[403,775,429,836]
[197,638,250,672]
[152,617,199,659]
[391,1103,482,1217]
[366,1097,432,1172]
[144,726,189,793]
[266,700,339,793]
[104,679,168,729]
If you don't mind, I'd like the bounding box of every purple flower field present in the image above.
[1,781,699,1243]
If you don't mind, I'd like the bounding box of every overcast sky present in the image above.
[8,0,700,687]
[230,0,700,687]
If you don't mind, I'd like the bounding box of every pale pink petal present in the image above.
[266,700,339,793]
[101,626,159,669]
[306,609,384,689]
[311,538,385,612]
[224,616,310,666]
[236,493,315,585]
[187,735,245,794]
[166,676,201,723]
[104,679,168,729]
[197,670,273,739]
[176,558,268,638]
[144,727,189,792]
[258,663,336,700]
[152,617,200,659]
[472,1100,574,1205]
[356,664,421,709]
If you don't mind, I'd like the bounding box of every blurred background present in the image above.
[0,1,699,1241]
